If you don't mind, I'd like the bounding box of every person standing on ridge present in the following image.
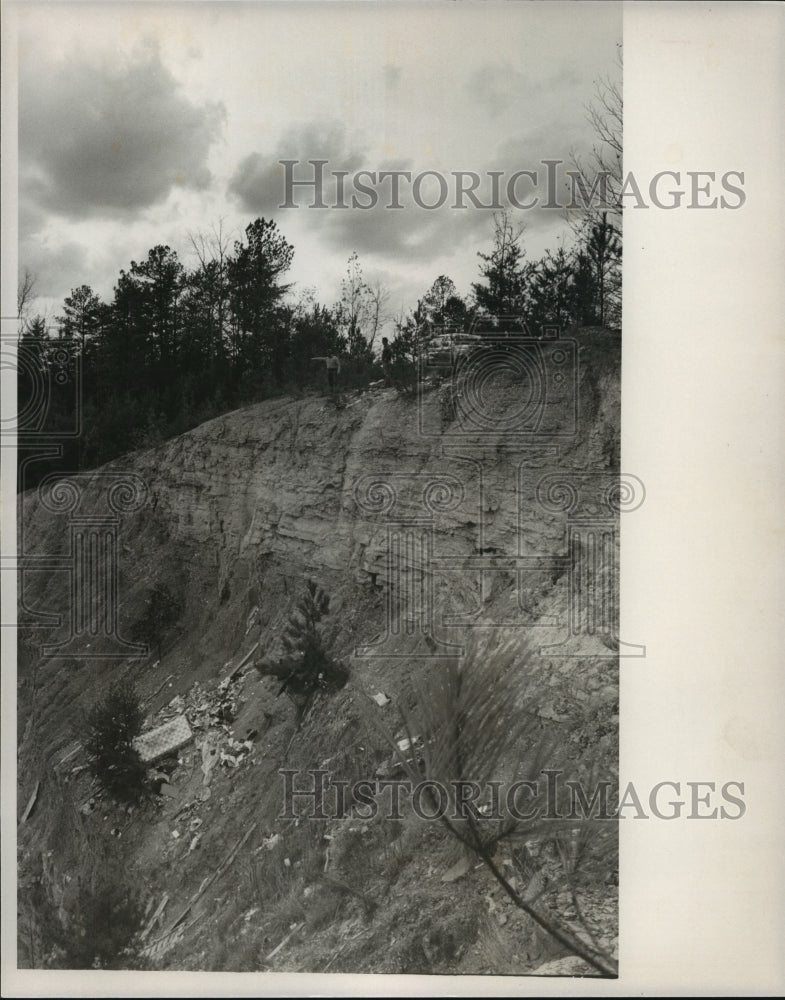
[381,337,392,386]
[312,354,341,401]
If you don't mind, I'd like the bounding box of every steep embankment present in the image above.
[17,328,622,974]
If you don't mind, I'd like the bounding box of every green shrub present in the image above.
[257,579,349,725]
[82,680,147,803]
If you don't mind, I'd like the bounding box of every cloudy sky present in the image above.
[14,0,621,327]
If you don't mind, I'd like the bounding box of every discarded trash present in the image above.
[20,781,40,824]
[283,857,291,868]
[139,922,186,961]
[245,606,259,635]
[172,830,180,839]
[134,715,193,765]
[264,923,300,963]
[223,641,260,684]
[200,739,220,786]
[140,894,169,941]
[54,743,83,776]
[262,833,281,851]
[372,692,390,707]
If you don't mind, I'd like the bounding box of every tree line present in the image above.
[17,209,619,486]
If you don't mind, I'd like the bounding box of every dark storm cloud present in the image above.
[230,121,484,262]
[228,121,367,215]
[19,48,225,226]
[308,158,493,262]
[228,113,594,274]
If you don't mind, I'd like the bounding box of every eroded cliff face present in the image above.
[17,328,623,974]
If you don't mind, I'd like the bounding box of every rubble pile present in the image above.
[142,668,259,782]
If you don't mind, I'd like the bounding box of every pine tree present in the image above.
[82,681,147,802]
[257,579,349,726]
[471,211,528,326]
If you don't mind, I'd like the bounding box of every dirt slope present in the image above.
[17,328,621,975]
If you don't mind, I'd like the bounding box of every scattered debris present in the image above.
[150,822,258,947]
[320,927,366,972]
[54,743,82,774]
[139,920,188,962]
[133,715,193,765]
[168,694,185,714]
[264,923,300,963]
[140,894,169,941]
[245,606,259,635]
[223,641,260,684]
[376,735,426,778]
[219,736,255,769]
[200,737,220,787]
[20,781,40,824]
